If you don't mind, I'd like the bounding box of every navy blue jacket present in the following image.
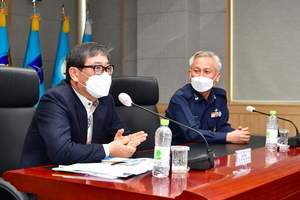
[20,80,130,168]
[165,84,234,145]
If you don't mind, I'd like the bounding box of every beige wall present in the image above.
[158,104,300,136]
[227,104,300,136]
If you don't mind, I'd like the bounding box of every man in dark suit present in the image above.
[20,42,147,169]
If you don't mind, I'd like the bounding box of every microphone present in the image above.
[118,93,215,171]
[246,106,300,147]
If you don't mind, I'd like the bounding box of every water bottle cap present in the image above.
[160,119,169,125]
[270,110,276,115]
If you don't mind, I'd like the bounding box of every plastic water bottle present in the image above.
[266,110,279,152]
[152,119,172,178]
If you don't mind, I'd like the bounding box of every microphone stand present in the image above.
[253,110,300,147]
[131,102,215,170]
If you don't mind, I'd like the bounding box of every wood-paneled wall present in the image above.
[157,104,300,136]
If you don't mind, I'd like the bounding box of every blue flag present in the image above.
[82,11,92,43]
[50,5,70,88]
[23,5,45,100]
[0,1,11,65]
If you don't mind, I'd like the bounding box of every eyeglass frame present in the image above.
[75,65,114,75]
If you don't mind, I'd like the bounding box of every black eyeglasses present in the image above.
[76,65,114,75]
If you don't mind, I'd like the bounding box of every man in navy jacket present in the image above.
[20,42,147,169]
[166,50,250,145]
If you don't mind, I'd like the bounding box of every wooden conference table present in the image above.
[4,136,300,200]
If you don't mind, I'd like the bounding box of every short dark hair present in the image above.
[65,42,113,83]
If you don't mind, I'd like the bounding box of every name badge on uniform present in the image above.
[211,109,222,118]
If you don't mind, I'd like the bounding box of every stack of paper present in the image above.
[52,158,153,179]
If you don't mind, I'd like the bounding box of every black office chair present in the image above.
[0,67,39,200]
[110,76,160,151]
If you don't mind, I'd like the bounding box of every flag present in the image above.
[0,0,11,65]
[82,6,92,43]
[23,3,44,101]
[50,5,70,88]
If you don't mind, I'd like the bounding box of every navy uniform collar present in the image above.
[184,84,226,102]
[185,83,216,103]
[193,89,217,103]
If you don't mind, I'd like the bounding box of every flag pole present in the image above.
[77,0,86,44]
[81,2,92,43]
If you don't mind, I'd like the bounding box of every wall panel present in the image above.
[158,104,300,137]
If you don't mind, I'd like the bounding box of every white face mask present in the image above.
[191,74,218,92]
[78,70,112,99]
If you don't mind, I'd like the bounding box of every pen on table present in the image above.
[111,161,126,166]
[52,173,90,177]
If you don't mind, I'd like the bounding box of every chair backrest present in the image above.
[110,76,160,151]
[0,67,39,176]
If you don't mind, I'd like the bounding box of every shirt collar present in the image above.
[72,87,99,116]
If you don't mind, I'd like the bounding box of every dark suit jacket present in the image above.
[20,80,130,168]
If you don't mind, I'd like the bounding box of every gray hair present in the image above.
[188,50,222,72]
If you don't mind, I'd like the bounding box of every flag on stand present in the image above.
[23,2,45,101]
[50,4,70,88]
[82,5,92,43]
[0,0,11,66]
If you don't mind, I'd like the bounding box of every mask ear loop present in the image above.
[212,72,220,87]
[75,68,90,88]
[212,72,219,81]
[76,68,90,79]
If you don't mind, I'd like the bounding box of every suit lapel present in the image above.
[74,94,88,144]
